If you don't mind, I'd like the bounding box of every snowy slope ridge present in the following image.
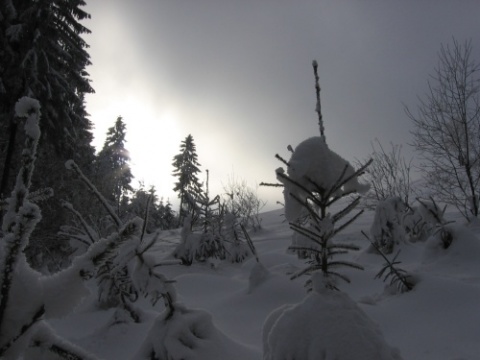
[48,206,480,360]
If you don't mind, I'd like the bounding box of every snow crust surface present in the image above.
[35,206,480,360]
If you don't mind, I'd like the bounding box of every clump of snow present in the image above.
[64,159,76,170]
[15,97,41,140]
[277,137,369,222]
[14,96,40,117]
[263,286,403,360]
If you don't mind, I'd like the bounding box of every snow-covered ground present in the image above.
[47,204,480,360]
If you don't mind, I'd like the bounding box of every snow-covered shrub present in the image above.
[370,196,407,254]
[263,274,404,360]
[172,215,202,265]
[222,212,250,263]
[176,172,228,262]
[173,214,226,265]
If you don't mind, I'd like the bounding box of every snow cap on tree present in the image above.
[277,136,369,222]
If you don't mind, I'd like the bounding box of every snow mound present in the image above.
[422,224,480,276]
[263,288,403,360]
[135,303,256,360]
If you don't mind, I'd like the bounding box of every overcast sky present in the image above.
[83,0,480,211]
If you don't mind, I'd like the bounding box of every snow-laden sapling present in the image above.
[173,170,227,264]
[273,138,371,289]
[262,62,371,290]
[262,62,403,360]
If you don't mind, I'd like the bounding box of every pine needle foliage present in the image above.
[285,167,368,290]
[362,231,414,293]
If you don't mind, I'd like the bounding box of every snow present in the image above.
[277,136,369,222]
[4,203,480,359]
[263,284,403,360]
[14,96,40,118]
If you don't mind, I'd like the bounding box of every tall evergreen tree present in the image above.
[0,0,94,198]
[96,116,133,217]
[172,134,203,225]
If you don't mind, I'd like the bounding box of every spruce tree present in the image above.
[0,0,94,198]
[172,134,203,225]
[96,116,133,217]
[263,61,371,289]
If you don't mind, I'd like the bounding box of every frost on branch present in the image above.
[0,99,101,359]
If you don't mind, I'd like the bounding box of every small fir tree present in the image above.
[262,63,402,360]
[263,60,371,289]
[172,134,203,225]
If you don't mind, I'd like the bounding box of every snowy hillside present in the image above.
[47,205,480,360]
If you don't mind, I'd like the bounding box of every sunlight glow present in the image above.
[90,94,182,202]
